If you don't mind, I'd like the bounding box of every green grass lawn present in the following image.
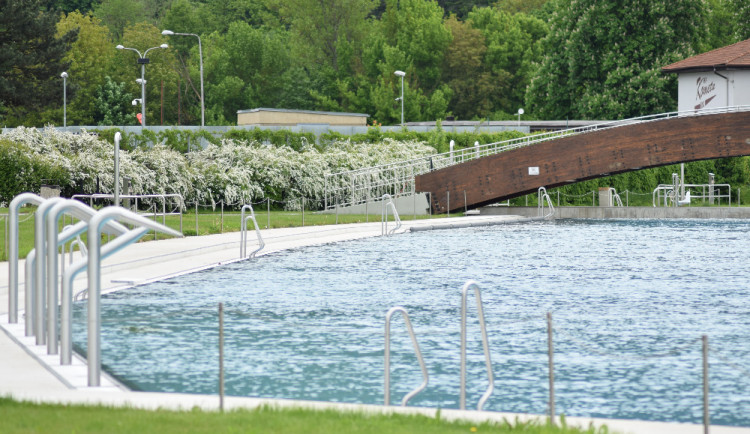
[0,398,609,434]
[0,206,438,262]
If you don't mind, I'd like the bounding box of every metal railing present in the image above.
[381,194,402,236]
[537,187,555,219]
[384,306,429,406]
[240,204,264,259]
[653,183,732,207]
[71,193,185,229]
[324,105,750,211]
[460,281,495,411]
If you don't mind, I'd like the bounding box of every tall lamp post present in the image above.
[517,108,524,127]
[61,72,68,127]
[116,43,169,127]
[162,30,204,127]
[394,70,405,127]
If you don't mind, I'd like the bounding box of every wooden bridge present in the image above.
[415,110,750,214]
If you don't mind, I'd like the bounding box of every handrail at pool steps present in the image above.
[240,204,264,259]
[380,194,401,236]
[537,187,555,219]
[460,280,495,411]
[384,306,429,406]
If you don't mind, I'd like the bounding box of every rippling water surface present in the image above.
[72,219,750,426]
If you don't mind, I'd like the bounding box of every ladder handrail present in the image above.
[381,194,402,236]
[537,187,555,219]
[240,204,265,259]
[459,280,495,411]
[384,306,429,407]
[609,188,624,207]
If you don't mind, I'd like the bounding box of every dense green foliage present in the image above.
[1,0,747,127]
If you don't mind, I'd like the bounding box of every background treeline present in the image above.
[2,0,748,128]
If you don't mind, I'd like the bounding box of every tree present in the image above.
[275,0,377,72]
[94,76,136,125]
[45,0,100,14]
[57,11,117,125]
[526,0,707,120]
[93,0,146,40]
[0,0,78,125]
[729,0,750,40]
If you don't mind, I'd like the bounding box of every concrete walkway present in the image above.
[1,214,748,434]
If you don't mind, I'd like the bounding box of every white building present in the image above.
[662,38,750,112]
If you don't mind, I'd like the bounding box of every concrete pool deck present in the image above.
[1,214,749,434]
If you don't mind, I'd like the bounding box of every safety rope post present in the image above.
[547,312,555,426]
[220,201,224,233]
[195,200,198,235]
[703,335,709,434]
[267,198,270,229]
[219,302,225,412]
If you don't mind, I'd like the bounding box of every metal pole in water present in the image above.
[219,302,225,412]
[547,312,555,426]
[703,335,709,434]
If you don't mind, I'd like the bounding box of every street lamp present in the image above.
[394,70,405,127]
[517,108,524,127]
[162,30,204,127]
[116,43,169,127]
[61,72,68,127]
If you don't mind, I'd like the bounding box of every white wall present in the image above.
[677,71,728,112]
[677,70,750,112]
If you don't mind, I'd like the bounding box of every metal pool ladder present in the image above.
[537,187,556,219]
[240,204,265,258]
[381,194,402,236]
[384,306,429,406]
[460,280,495,411]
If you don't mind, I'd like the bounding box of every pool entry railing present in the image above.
[87,207,183,386]
[8,193,46,325]
[384,306,429,406]
[5,192,183,387]
[240,204,265,259]
[381,194,402,236]
[537,187,555,219]
[460,280,495,411]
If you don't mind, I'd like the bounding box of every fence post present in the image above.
[219,302,225,412]
[703,335,709,434]
[592,190,595,206]
[220,201,224,233]
[447,191,450,218]
[547,312,555,426]
[302,197,305,227]
[267,198,270,229]
[195,200,198,235]
[464,190,467,214]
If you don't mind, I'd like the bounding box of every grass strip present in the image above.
[0,398,610,434]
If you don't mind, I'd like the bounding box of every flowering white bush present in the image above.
[1,127,436,210]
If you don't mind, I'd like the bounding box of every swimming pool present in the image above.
[72,219,750,426]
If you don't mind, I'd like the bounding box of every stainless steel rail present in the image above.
[8,193,45,325]
[87,206,182,386]
[381,194,402,236]
[384,306,429,406]
[240,204,264,259]
[537,187,555,219]
[459,280,495,411]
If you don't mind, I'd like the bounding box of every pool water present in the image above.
[72,219,750,426]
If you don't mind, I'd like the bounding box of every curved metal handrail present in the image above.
[240,204,264,259]
[381,194,402,236]
[8,193,45,325]
[537,187,555,219]
[460,280,495,411]
[384,306,429,406]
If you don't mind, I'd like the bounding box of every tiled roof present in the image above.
[662,38,750,73]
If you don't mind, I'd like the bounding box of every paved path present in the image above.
[1,215,748,434]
